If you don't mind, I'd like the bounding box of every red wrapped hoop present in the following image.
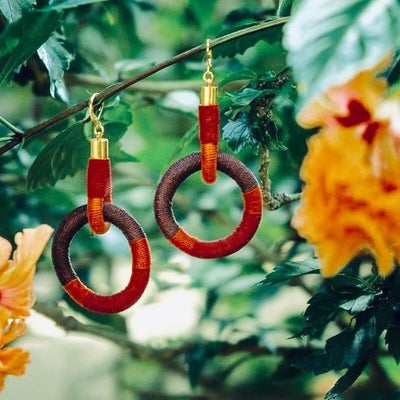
[154,152,263,258]
[52,203,151,314]
[87,158,112,234]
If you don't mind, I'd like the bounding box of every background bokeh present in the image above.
[1,0,400,399]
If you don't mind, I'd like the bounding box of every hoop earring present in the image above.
[52,94,151,313]
[154,40,263,259]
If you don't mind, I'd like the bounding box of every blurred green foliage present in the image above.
[1,0,400,399]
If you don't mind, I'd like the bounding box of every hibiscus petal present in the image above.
[0,348,30,375]
[296,56,389,130]
[0,320,27,347]
[0,238,12,271]
[12,225,54,268]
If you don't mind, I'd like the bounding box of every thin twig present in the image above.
[65,74,248,94]
[0,17,289,157]
[65,74,203,93]
[259,146,301,210]
[0,115,24,135]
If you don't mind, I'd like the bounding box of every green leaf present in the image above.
[27,121,88,191]
[295,302,393,375]
[325,358,369,400]
[45,0,107,10]
[103,99,133,126]
[89,99,135,164]
[225,88,276,107]
[387,51,400,85]
[214,18,288,59]
[37,33,74,98]
[103,1,143,58]
[324,303,394,398]
[340,294,375,314]
[262,258,320,286]
[109,146,137,163]
[0,0,35,21]
[185,346,207,388]
[0,11,62,87]
[102,122,127,143]
[219,70,258,87]
[0,38,19,57]
[385,322,400,364]
[295,314,377,374]
[222,112,256,153]
[188,0,216,27]
[277,0,294,17]
[105,122,138,163]
[284,0,400,105]
[224,6,275,25]
[301,287,343,339]
[301,275,377,338]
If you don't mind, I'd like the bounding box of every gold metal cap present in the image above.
[90,138,109,159]
[200,86,218,105]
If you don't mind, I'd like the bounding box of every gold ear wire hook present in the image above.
[88,93,105,139]
[88,93,108,159]
[201,39,217,105]
[203,38,214,86]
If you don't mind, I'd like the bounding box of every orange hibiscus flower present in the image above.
[0,225,53,321]
[292,58,400,277]
[0,320,30,391]
[0,348,30,391]
[0,225,53,391]
[296,57,389,131]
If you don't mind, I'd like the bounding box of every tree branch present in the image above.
[0,17,289,157]
[259,146,301,210]
[33,301,186,361]
[33,300,309,360]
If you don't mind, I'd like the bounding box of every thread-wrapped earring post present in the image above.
[199,39,219,184]
[87,93,112,234]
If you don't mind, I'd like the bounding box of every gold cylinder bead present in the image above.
[90,138,109,159]
[200,86,218,105]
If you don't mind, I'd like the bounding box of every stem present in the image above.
[66,74,248,94]
[0,17,289,157]
[0,115,24,135]
[259,146,301,210]
[65,74,203,93]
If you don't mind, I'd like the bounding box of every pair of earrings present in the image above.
[51,41,263,314]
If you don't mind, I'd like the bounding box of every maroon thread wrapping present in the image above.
[52,203,151,313]
[199,105,220,184]
[87,158,113,234]
[154,152,263,258]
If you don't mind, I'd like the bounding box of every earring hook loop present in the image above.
[88,93,105,138]
[203,38,214,86]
